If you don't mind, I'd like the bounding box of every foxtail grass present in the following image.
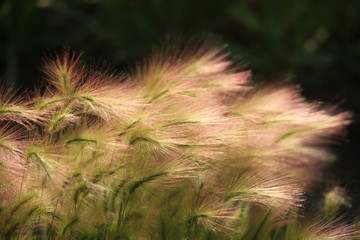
[0,42,356,239]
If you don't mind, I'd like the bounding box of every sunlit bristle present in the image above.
[0,44,354,239]
[133,43,250,102]
[40,52,143,125]
[285,217,357,240]
[218,167,303,215]
[43,50,83,95]
[0,124,27,202]
[225,85,351,184]
[0,88,43,128]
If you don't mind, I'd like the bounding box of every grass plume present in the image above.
[0,42,356,239]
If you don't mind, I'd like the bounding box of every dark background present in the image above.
[1,0,359,207]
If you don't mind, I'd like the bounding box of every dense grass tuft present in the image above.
[0,44,356,239]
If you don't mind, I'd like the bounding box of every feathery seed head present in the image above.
[323,186,352,218]
[0,42,353,239]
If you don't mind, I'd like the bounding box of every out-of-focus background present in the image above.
[1,0,359,206]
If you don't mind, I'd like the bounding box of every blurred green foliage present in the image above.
[1,0,360,203]
[1,0,359,93]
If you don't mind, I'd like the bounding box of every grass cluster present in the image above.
[0,42,356,239]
